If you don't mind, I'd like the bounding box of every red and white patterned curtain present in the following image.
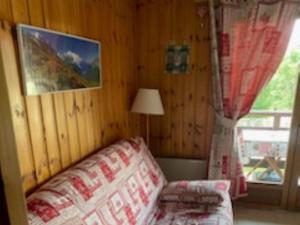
[208,0,300,199]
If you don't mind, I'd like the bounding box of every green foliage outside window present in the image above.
[252,49,300,111]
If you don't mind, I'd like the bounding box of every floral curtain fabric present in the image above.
[208,0,300,199]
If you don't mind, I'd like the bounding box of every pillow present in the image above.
[159,180,230,205]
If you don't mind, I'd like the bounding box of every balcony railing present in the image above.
[237,111,292,184]
[237,110,292,131]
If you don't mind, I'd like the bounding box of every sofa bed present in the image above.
[27,137,233,225]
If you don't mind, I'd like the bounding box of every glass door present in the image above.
[237,19,300,207]
[282,72,300,210]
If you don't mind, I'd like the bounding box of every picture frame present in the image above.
[165,44,190,74]
[17,24,102,96]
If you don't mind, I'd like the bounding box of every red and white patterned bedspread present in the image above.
[27,137,167,225]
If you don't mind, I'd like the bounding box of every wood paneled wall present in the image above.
[136,0,213,159]
[0,0,140,194]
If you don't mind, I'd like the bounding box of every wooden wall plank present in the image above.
[27,0,44,26]
[12,0,51,184]
[0,0,11,22]
[64,92,81,163]
[25,98,50,183]
[10,0,28,23]
[84,91,96,153]
[27,0,63,178]
[194,0,212,159]
[68,0,96,155]
[173,0,185,157]
[53,94,71,169]
[91,90,102,148]
[130,0,141,138]
[84,0,102,149]
[183,1,197,158]
[147,0,161,153]
[135,0,150,146]
[75,92,89,157]
[0,0,37,192]
[157,0,173,156]
[0,21,30,225]
[40,95,62,176]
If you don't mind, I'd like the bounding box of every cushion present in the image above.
[145,180,233,225]
[159,180,230,205]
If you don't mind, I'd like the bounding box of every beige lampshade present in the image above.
[131,88,164,115]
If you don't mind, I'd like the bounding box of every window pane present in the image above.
[280,116,292,128]
[239,128,288,184]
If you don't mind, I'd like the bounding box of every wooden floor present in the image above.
[234,206,300,225]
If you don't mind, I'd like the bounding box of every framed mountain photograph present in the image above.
[17,24,102,96]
